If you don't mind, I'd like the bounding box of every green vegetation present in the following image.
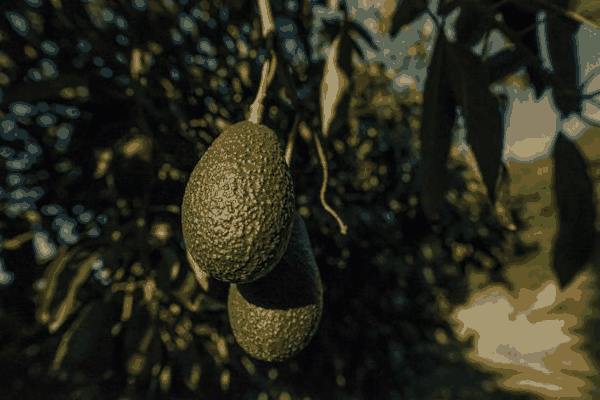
[228,212,323,362]
[181,121,295,283]
[2,0,596,398]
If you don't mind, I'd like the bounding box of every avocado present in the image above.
[181,121,295,283]
[228,212,323,362]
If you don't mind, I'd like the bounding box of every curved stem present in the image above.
[313,127,348,235]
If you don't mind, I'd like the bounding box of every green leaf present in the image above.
[527,63,549,98]
[320,29,354,138]
[349,19,377,52]
[454,2,491,49]
[390,0,428,38]
[483,48,526,84]
[337,28,354,83]
[447,44,503,203]
[439,0,459,17]
[552,133,597,289]
[52,300,120,378]
[494,1,539,57]
[546,13,581,118]
[420,33,457,221]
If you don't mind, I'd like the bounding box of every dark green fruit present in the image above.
[182,121,295,283]
[228,212,323,362]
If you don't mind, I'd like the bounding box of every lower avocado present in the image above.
[227,212,323,362]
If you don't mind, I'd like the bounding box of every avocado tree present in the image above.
[0,0,598,399]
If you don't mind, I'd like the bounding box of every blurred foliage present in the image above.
[0,0,559,399]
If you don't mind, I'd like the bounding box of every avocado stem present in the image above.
[252,0,347,236]
[248,0,278,125]
[248,55,277,125]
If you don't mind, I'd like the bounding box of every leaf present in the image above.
[526,62,549,98]
[493,1,539,28]
[320,29,353,138]
[349,19,378,51]
[52,300,120,379]
[178,340,202,392]
[454,2,491,49]
[447,44,503,203]
[590,231,600,280]
[495,2,539,55]
[484,47,528,84]
[420,33,457,221]
[390,0,428,38]
[321,17,343,45]
[439,0,459,17]
[494,162,520,231]
[122,297,164,380]
[552,133,597,289]
[337,27,354,81]
[546,13,581,118]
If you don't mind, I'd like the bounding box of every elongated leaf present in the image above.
[52,300,120,379]
[546,13,581,118]
[122,298,163,381]
[320,29,353,139]
[349,19,378,52]
[494,2,539,53]
[455,1,491,49]
[439,0,458,17]
[337,28,354,82]
[447,44,503,203]
[390,0,428,38]
[420,33,457,221]
[483,47,526,84]
[527,62,549,98]
[552,133,597,289]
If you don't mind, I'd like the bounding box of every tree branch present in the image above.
[248,0,278,125]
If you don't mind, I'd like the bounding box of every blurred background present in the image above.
[339,0,600,398]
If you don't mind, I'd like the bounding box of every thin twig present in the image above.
[518,23,537,38]
[481,30,491,62]
[313,127,348,235]
[248,0,278,125]
[565,10,600,31]
[531,0,600,31]
[284,113,300,167]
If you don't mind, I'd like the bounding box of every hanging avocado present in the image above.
[228,212,323,362]
[181,121,295,283]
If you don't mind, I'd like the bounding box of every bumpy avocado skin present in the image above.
[228,212,323,362]
[182,121,295,283]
